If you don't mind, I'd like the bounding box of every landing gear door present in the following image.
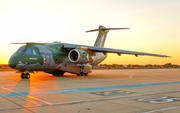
[45,56,51,68]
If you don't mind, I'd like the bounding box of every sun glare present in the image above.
[0,8,67,43]
[0,8,67,64]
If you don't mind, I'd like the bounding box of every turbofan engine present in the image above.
[68,49,94,64]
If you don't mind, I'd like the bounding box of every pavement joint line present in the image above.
[0,94,35,113]
[0,107,33,112]
[1,87,51,106]
[142,105,180,113]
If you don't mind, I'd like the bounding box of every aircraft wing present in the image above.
[64,44,171,58]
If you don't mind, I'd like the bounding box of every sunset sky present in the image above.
[0,0,179,65]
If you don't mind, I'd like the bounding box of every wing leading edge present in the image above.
[64,44,171,58]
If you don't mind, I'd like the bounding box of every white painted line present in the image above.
[28,96,52,105]
[2,87,14,92]
[1,87,52,106]
[50,94,142,105]
[145,74,166,79]
[142,105,180,113]
[1,87,41,106]
[24,99,42,106]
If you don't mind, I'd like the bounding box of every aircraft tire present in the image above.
[56,74,60,76]
[77,74,80,76]
[26,73,30,79]
[84,73,88,76]
[81,73,84,76]
[52,74,56,76]
[21,73,25,79]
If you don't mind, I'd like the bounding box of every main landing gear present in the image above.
[77,73,88,76]
[77,66,88,76]
[21,73,30,79]
[52,72,64,77]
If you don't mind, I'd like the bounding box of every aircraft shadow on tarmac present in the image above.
[9,79,30,96]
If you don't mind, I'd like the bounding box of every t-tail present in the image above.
[86,25,129,47]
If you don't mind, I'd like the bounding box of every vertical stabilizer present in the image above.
[94,25,108,47]
[86,25,129,47]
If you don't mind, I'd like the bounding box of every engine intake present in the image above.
[68,49,93,64]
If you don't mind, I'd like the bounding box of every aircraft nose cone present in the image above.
[8,62,16,68]
[8,57,17,69]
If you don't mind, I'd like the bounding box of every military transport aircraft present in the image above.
[8,25,170,79]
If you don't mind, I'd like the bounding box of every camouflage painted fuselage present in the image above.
[8,43,107,75]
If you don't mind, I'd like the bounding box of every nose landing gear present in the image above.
[21,73,30,79]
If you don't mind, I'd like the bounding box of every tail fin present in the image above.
[86,25,129,47]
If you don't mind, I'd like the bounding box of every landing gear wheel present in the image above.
[84,73,88,76]
[25,73,30,79]
[56,74,60,76]
[60,73,64,76]
[21,73,25,79]
[81,73,84,76]
[53,72,64,77]
[52,74,56,76]
[77,74,80,76]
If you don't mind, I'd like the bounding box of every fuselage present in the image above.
[8,43,107,75]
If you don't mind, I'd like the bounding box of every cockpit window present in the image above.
[26,48,32,55]
[33,49,37,55]
[17,48,26,53]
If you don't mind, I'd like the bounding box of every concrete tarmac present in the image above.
[0,69,180,113]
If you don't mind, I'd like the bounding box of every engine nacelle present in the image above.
[68,49,94,64]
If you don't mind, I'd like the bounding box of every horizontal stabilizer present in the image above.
[86,28,129,32]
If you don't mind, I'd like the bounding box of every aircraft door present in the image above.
[45,56,51,68]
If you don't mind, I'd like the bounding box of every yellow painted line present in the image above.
[28,96,52,105]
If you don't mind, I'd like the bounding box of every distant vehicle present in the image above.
[8,25,170,79]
